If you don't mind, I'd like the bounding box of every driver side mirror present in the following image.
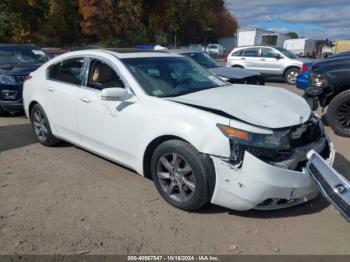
[101,87,129,101]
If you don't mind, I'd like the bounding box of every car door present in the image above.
[76,57,140,167]
[44,57,84,143]
[258,47,285,75]
[240,47,261,70]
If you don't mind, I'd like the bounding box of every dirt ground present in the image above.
[1,82,350,255]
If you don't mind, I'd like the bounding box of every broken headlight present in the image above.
[217,124,290,149]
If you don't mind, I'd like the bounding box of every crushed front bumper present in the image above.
[210,140,335,211]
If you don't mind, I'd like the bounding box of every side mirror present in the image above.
[275,54,283,60]
[101,87,129,101]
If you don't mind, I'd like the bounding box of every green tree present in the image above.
[287,32,299,39]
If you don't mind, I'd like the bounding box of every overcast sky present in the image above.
[224,0,350,40]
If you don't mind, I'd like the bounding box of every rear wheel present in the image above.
[151,140,211,211]
[327,90,350,137]
[30,104,60,146]
[284,67,300,85]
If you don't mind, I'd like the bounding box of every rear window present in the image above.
[0,45,48,65]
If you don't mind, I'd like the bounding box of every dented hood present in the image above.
[168,85,311,129]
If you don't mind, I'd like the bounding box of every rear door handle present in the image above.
[80,97,91,103]
[46,87,55,92]
[240,58,246,60]
[260,58,266,61]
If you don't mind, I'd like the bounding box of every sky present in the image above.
[224,0,350,40]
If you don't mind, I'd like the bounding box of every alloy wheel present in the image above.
[33,109,49,141]
[287,70,299,84]
[335,100,350,131]
[156,152,196,202]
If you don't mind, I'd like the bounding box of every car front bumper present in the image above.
[0,99,23,112]
[210,139,335,211]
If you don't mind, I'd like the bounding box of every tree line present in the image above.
[0,0,238,47]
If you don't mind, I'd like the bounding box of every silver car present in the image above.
[226,46,312,84]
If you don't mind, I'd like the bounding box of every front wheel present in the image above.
[327,90,350,137]
[151,140,211,211]
[30,104,60,146]
[284,68,300,85]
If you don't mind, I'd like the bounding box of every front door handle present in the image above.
[80,97,91,103]
[46,87,55,92]
[240,58,246,60]
[260,58,266,61]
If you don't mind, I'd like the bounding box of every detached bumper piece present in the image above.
[307,150,350,223]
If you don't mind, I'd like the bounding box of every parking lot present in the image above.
[1,81,350,255]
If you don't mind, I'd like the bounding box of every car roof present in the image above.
[170,49,203,54]
[58,48,182,59]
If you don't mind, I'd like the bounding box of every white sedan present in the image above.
[23,49,347,215]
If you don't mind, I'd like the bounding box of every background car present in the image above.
[296,62,313,90]
[172,49,265,85]
[42,47,69,59]
[304,55,350,137]
[226,46,313,84]
[0,44,48,116]
[206,44,225,57]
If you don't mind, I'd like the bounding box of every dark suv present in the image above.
[0,44,48,116]
[304,55,350,137]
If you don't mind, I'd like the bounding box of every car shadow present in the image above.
[197,152,350,218]
[0,123,38,152]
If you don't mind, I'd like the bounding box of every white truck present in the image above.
[237,28,290,48]
[284,38,316,57]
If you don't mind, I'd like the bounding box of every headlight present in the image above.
[216,124,290,149]
[310,73,328,88]
[0,75,17,84]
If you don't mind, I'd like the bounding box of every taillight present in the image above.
[301,64,309,73]
[224,54,228,63]
[25,75,32,81]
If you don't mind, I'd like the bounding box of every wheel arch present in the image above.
[142,135,188,180]
[142,135,216,195]
[283,66,300,77]
[326,85,350,106]
[28,100,40,119]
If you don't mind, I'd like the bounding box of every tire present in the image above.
[30,104,60,146]
[284,67,300,85]
[150,140,211,211]
[327,90,350,137]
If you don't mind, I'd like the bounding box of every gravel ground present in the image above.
[1,82,350,255]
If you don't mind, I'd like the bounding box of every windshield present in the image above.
[122,57,226,97]
[275,47,298,59]
[183,52,218,69]
[0,46,49,65]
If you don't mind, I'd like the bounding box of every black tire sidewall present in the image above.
[327,90,350,137]
[150,140,210,211]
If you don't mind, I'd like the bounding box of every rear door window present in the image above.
[243,48,259,57]
[48,57,84,85]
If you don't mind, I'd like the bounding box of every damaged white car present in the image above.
[23,49,350,219]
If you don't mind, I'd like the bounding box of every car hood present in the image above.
[168,85,311,129]
[0,63,41,76]
[208,66,260,79]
